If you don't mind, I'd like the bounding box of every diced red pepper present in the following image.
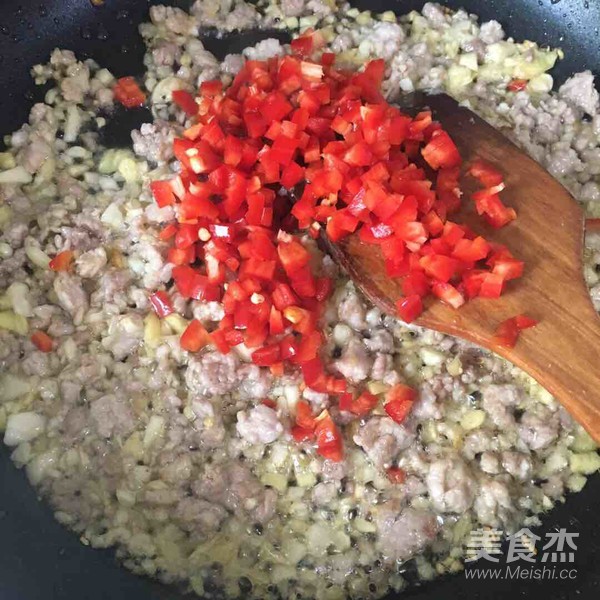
[272,283,298,311]
[180,320,210,352]
[493,318,520,348]
[402,271,429,297]
[240,258,276,281]
[386,467,406,484]
[462,269,487,299]
[175,223,199,249]
[420,254,459,283]
[49,250,74,272]
[283,306,314,335]
[281,161,305,188]
[290,29,324,57]
[482,197,517,229]
[301,358,328,391]
[338,392,353,412]
[244,320,268,348]
[168,246,195,266]
[326,209,359,242]
[493,258,524,281]
[172,265,220,301]
[269,306,285,335]
[114,76,146,108]
[210,329,230,354]
[30,330,53,353]
[349,391,379,417]
[151,180,176,208]
[468,159,504,187]
[294,331,322,364]
[386,383,416,405]
[384,386,416,425]
[396,295,423,323]
[290,265,317,298]
[277,238,311,273]
[315,410,343,462]
[270,363,285,376]
[431,282,465,309]
[315,277,332,302]
[149,291,174,318]
[421,130,461,170]
[344,142,373,167]
[279,334,298,360]
[200,79,223,97]
[479,273,504,298]
[225,329,244,346]
[515,314,538,329]
[291,425,314,442]
[172,89,198,116]
[492,313,538,348]
[158,223,178,241]
[507,78,528,92]
[145,44,527,456]
[296,400,316,430]
[385,398,414,425]
[251,344,281,366]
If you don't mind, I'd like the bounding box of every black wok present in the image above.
[0,1,599,599]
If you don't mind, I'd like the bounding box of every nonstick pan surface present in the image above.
[0,1,599,599]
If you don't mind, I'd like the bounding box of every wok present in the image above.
[0,1,599,599]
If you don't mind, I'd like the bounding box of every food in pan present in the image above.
[1,2,599,599]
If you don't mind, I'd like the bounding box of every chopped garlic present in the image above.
[261,472,288,492]
[569,451,600,474]
[143,415,165,448]
[101,203,124,228]
[366,380,389,395]
[0,310,28,335]
[4,412,46,446]
[7,282,33,317]
[460,410,486,431]
[164,313,188,335]
[458,52,478,71]
[0,152,16,170]
[0,206,12,227]
[445,64,475,94]
[420,347,445,366]
[144,313,162,348]
[571,429,597,453]
[0,166,32,185]
[117,157,140,183]
[0,373,31,402]
[527,73,553,94]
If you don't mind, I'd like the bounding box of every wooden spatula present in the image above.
[325,93,600,442]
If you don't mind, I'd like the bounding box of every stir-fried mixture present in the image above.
[1,2,600,599]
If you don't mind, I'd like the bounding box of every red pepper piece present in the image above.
[30,330,54,353]
[172,89,198,116]
[396,295,423,324]
[114,76,146,108]
[49,250,74,272]
[149,291,174,318]
[386,467,406,484]
[180,320,210,352]
[315,410,343,462]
